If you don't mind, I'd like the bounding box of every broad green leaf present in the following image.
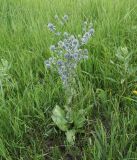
[65,106,73,123]
[52,105,68,131]
[66,129,75,145]
[73,109,86,129]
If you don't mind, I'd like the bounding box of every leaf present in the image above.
[73,109,86,129]
[52,105,68,131]
[66,129,75,145]
[116,47,129,62]
[65,106,73,123]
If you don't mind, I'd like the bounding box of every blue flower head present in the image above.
[50,45,56,52]
[48,23,56,32]
[63,15,69,21]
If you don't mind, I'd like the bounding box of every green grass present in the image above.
[0,0,137,159]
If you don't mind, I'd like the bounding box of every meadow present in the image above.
[0,0,137,159]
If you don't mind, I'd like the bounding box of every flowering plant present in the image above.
[45,15,94,144]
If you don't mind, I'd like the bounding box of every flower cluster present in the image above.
[47,15,69,36]
[45,15,94,87]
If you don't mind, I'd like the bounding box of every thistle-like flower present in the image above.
[48,23,56,32]
[81,28,94,45]
[50,45,56,52]
[44,60,50,68]
[63,15,69,21]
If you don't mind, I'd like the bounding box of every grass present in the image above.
[0,0,137,159]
